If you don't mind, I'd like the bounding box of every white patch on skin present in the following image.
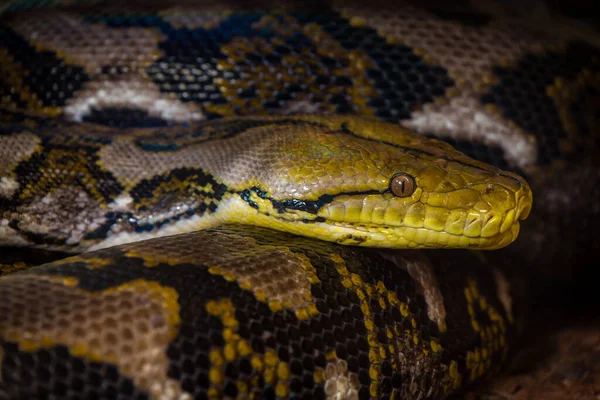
[88,201,228,251]
[10,11,205,124]
[109,194,134,211]
[149,377,193,400]
[324,359,359,400]
[380,251,447,332]
[493,268,513,317]
[335,4,545,169]
[0,177,19,198]
[402,98,537,168]
[0,221,30,246]
[283,100,327,114]
[64,78,205,123]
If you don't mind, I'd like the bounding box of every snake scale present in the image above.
[0,1,599,399]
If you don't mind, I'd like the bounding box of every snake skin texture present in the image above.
[0,1,599,399]
[0,225,519,400]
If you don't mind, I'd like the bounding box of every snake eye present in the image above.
[390,173,416,197]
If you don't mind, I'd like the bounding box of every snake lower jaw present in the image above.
[322,220,523,249]
[220,195,528,249]
[244,215,522,250]
[478,222,521,250]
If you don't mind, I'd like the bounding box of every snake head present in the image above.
[230,115,532,249]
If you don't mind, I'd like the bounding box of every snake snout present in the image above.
[509,174,533,222]
[485,175,533,241]
[511,182,533,235]
[446,169,532,249]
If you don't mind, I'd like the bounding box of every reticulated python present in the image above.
[0,1,599,399]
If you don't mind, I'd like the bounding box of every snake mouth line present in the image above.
[312,218,522,249]
[313,186,531,241]
[313,185,531,249]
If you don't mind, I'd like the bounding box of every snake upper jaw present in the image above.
[305,180,533,250]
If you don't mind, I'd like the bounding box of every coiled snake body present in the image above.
[0,1,599,399]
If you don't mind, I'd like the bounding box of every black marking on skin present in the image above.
[0,28,89,108]
[84,211,132,240]
[0,79,27,111]
[85,210,196,240]
[481,41,600,165]
[237,186,387,216]
[2,134,126,245]
[83,107,170,128]
[274,195,335,214]
[130,168,227,212]
[85,205,216,239]
[6,230,515,397]
[135,13,271,107]
[208,202,218,213]
[299,12,454,122]
[239,189,259,210]
[1,343,150,400]
[293,12,455,120]
[5,138,124,210]
[7,219,71,247]
[6,240,393,397]
[95,10,453,121]
[84,169,228,239]
[336,233,367,244]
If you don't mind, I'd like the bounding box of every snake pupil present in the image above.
[390,173,416,197]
